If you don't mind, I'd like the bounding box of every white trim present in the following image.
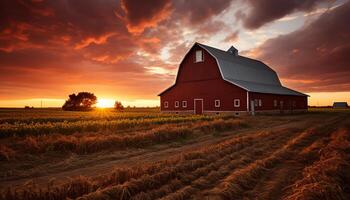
[182,101,187,108]
[215,99,220,108]
[246,91,249,112]
[175,101,179,108]
[194,98,204,114]
[195,50,204,63]
[164,101,168,108]
[254,99,258,107]
[197,43,250,92]
[234,99,240,107]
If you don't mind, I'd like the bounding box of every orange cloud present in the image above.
[118,0,173,34]
[74,33,115,49]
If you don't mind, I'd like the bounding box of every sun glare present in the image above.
[96,99,114,108]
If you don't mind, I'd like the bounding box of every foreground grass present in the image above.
[0,118,247,159]
[0,115,216,138]
[2,115,348,200]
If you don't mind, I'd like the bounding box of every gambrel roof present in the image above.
[197,43,307,96]
[159,43,307,96]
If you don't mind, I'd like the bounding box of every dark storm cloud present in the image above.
[241,0,328,29]
[250,1,350,92]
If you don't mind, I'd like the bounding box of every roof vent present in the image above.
[227,46,238,56]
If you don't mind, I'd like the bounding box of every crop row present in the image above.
[0,126,299,200]
[0,112,172,125]
[284,128,350,200]
[0,119,247,159]
[0,115,216,138]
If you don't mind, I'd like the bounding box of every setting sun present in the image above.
[96,99,115,108]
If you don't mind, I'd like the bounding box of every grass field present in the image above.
[0,108,349,200]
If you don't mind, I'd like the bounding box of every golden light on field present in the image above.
[96,99,114,108]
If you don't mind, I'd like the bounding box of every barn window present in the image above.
[234,99,240,107]
[215,100,220,107]
[258,99,262,107]
[195,50,204,63]
[164,101,168,108]
[273,100,278,107]
[254,99,258,107]
[182,101,187,108]
[175,101,179,108]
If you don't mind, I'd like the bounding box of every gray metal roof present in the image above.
[198,43,307,96]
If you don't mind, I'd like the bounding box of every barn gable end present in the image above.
[159,42,308,114]
[176,44,222,83]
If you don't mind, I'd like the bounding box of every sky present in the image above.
[0,0,349,107]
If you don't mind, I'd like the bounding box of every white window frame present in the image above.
[175,101,179,108]
[234,99,240,107]
[254,99,258,107]
[195,50,204,63]
[258,99,262,107]
[215,100,220,108]
[273,100,277,107]
[182,101,187,108]
[164,101,168,108]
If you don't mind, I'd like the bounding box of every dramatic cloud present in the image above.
[222,30,239,43]
[249,2,350,92]
[173,0,232,25]
[118,0,172,34]
[241,0,327,29]
[0,0,348,106]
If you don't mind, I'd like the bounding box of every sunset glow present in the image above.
[96,99,115,108]
[0,0,349,107]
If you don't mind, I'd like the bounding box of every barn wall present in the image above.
[160,79,247,112]
[159,43,308,114]
[160,44,247,112]
[249,92,308,111]
[176,45,221,83]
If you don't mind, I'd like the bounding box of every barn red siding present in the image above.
[177,45,221,83]
[159,43,308,114]
[160,79,247,112]
[249,92,308,111]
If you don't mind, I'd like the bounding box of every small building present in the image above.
[158,42,308,115]
[333,102,348,109]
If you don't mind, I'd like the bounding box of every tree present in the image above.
[62,92,97,111]
[114,101,124,111]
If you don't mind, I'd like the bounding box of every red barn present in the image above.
[158,43,308,115]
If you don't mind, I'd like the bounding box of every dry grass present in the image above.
[284,128,350,200]
[1,118,247,156]
[0,145,15,161]
[1,111,349,200]
[0,115,214,138]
